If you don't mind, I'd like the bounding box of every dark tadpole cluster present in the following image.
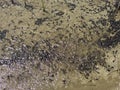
[97,0,120,48]
[78,50,107,78]
[0,34,110,79]
[0,39,59,67]
[98,30,120,48]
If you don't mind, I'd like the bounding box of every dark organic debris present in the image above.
[107,1,119,28]
[25,2,34,11]
[98,1,120,48]
[10,0,21,6]
[62,79,67,85]
[0,40,57,66]
[55,11,64,16]
[67,3,76,11]
[97,30,120,48]
[0,38,108,79]
[0,1,11,8]
[114,0,120,10]
[110,20,120,31]
[78,51,106,78]
[35,18,48,25]
[0,30,8,40]
[97,18,107,26]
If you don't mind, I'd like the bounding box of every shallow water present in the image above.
[0,0,120,90]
